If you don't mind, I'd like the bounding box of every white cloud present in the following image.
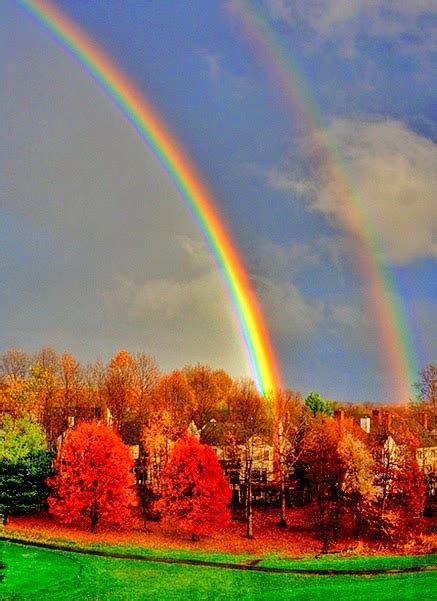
[263,0,436,58]
[199,50,221,80]
[254,276,324,340]
[269,118,437,264]
[101,267,249,376]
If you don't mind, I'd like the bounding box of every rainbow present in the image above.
[18,0,282,397]
[228,1,418,402]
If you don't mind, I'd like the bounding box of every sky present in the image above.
[1,0,436,403]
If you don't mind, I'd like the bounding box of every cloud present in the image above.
[269,118,437,264]
[263,0,436,58]
[199,49,221,80]
[0,9,249,377]
[253,276,324,340]
[101,265,248,375]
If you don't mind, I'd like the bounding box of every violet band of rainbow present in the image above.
[19,0,282,398]
[230,0,417,402]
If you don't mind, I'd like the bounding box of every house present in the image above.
[214,435,275,504]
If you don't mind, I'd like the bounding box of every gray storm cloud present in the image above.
[0,5,248,376]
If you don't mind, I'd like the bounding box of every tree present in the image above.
[301,417,344,550]
[225,379,270,538]
[305,392,333,417]
[0,415,51,524]
[0,349,29,380]
[48,421,136,532]
[274,390,307,527]
[157,434,231,541]
[337,432,376,537]
[396,459,426,533]
[58,353,83,422]
[415,364,436,424]
[183,364,233,443]
[105,351,137,433]
[27,350,59,445]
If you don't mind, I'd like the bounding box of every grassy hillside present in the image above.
[1,541,436,600]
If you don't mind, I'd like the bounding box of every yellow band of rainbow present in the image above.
[19,0,282,398]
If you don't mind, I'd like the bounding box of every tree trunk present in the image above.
[90,501,99,533]
[191,532,197,542]
[278,470,287,528]
[246,458,253,538]
[2,508,9,525]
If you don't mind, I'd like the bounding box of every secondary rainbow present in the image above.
[229,1,418,402]
[19,0,282,397]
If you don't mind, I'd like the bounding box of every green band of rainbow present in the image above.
[19,0,282,397]
[230,0,418,402]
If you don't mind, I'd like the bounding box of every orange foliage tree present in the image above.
[157,434,231,541]
[48,421,137,532]
[301,417,345,549]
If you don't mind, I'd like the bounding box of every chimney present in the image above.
[419,411,429,430]
[372,409,382,426]
[360,416,370,434]
[383,411,392,432]
[334,409,345,433]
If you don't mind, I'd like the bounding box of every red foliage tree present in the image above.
[395,459,426,534]
[157,434,231,540]
[48,421,137,532]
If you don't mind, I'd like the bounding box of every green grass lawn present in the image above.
[1,541,436,600]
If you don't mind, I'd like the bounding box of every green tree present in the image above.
[0,415,52,524]
[304,392,333,417]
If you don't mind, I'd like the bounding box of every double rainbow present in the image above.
[19,0,282,397]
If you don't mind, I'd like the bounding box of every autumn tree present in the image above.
[26,348,60,444]
[183,364,233,443]
[0,349,30,381]
[105,351,137,433]
[301,417,345,550]
[274,390,307,527]
[0,415,52,524]
[225,379,270,538]
[415,363,436,425]
[157,434,231,541]
[105,351,160,439]
[396,459,426,533]
[140,371,194,516]
[337,432,376,537]
[82,359,106,420]
[48,421,136,532]
[57,353,83,423]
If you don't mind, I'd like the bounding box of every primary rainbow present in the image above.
[229,1,418,402]
[19,0,282,397]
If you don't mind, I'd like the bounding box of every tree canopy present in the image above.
[157,434,231,540]
[48,421,137,532]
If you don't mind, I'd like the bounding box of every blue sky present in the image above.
[1,0,435,403]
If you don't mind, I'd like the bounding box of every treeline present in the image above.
[0,347,435,549]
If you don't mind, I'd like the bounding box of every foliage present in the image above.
[301,417,344,548]
[151,371,195,437]
[394,459,426,533]
[337,432,377,537]
[0,415,48,462]
[157,434,231,539]
[304,391,334,417]
[48,421,137,532]
[415,363,436,425]
[183,364,233,443]
[0,416,51,523]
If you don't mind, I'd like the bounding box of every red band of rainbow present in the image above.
[19,0,282,398]
[229,0,417,403]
